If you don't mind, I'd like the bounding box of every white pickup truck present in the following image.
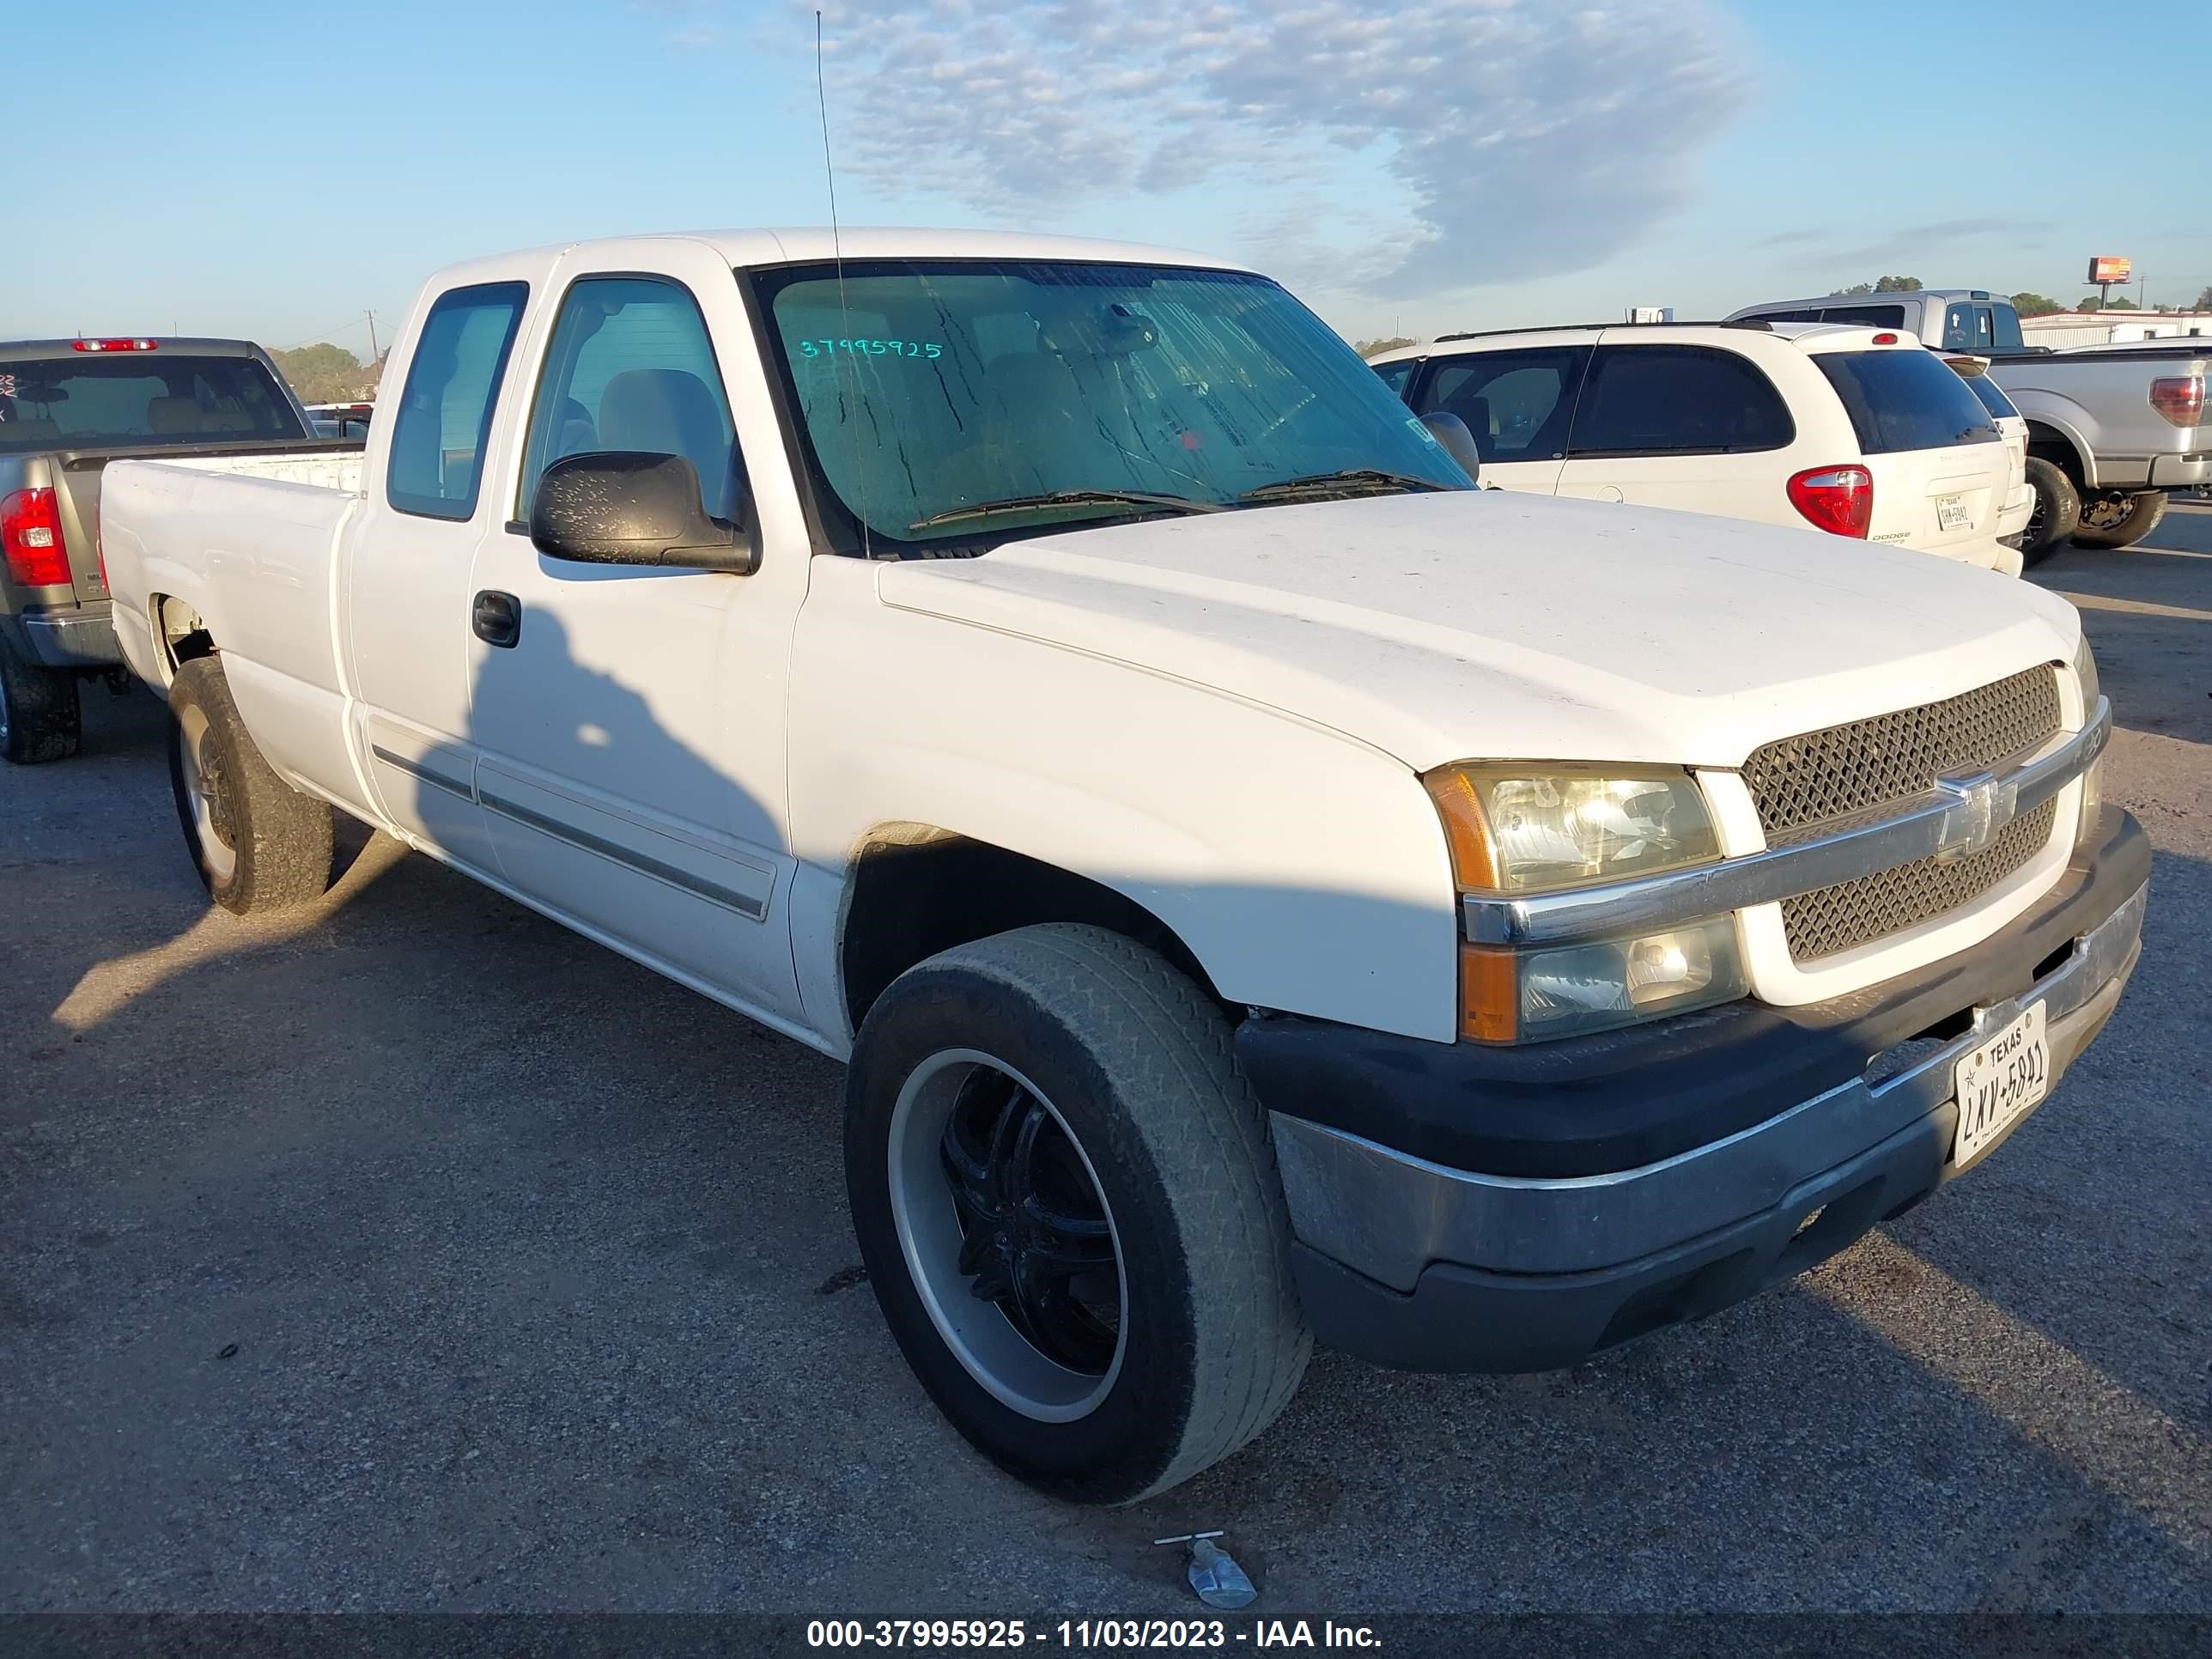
[100,230,2147,1503]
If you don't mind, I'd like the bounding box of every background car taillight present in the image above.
[1785,465,1873,538]
[2149,375,2204,428]
[2,487,72,586]
[70,337,159,353]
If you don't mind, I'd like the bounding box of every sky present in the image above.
[8,0,2207,359]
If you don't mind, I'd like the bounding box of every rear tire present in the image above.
[166,656,332,915]
[2019,457,2081,565]
[0,633,82,764]
[846,923,1310,1504]
[2071,489,2167,550]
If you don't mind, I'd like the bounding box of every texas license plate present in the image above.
[1936,494,1972,532]
[1953,1002,2050,1165]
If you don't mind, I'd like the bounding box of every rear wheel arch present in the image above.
[2023,422,2089,489]
[150,595,216,684]
[836,826,1227,1035]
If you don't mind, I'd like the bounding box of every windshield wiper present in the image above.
[908,489,1225,531]
[1238,469,1453,501]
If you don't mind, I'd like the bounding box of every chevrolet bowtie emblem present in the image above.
[1935,771,2020,861]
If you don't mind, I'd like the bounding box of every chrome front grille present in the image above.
[1743,665,2063,841]
[1744,665,2065,963]
[1778,799,2057,961]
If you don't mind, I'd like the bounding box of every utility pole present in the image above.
[365,309,380,367]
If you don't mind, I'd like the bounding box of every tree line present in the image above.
[267,343,386,404]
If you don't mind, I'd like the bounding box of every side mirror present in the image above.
[528,451,757,573]
[1419,411,1482,485]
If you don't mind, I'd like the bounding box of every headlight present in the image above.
[1422,765,1720,892]
[1460,918,1748,1043]
[1424,763,1745,1042]
[2073,635,2103,845]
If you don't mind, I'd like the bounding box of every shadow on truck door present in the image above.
[455,577,808,1036]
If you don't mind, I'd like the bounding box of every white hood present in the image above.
[876,491,2082,770]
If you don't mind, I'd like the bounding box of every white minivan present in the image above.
[1370,322,2022,574]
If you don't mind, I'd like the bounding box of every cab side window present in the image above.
[1568,345,1794,458]
[519,276,740,523]
[1371,358,1419,402]
[1416,347,1593,461]
[386,282,528,520]
[1819,304,1906,329]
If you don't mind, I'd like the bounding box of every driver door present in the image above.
[465,246,806,1029]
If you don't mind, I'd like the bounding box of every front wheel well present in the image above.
[838,830,1225,1033]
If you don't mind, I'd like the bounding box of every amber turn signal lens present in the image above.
[1424,769,1501,890]
[1458,944,1519,1043]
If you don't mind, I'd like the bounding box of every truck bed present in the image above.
[100,452,366,792]
[1985,349,2208,492]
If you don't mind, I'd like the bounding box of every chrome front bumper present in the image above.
[1275,880,2145,1293]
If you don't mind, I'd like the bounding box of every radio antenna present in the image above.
[815,9,870,556]
[815,11,844,271]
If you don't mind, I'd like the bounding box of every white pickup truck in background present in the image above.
[1728,289,2209,556]
[100,229,2146,1502]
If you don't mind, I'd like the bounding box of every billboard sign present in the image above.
[2087,256,2132,286]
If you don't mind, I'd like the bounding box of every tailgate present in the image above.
[1866,444,2008,552]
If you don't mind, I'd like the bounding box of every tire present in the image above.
[846,923,1311,1504]
[2071,489,2167,550]
[0,630,82,764]
[166,656,332,915]
[2019,457,2080,565]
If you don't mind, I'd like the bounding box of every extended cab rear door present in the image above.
[346,276,533,874]
[462,238,806,1029]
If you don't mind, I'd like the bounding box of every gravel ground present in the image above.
[3,508,2208,1618]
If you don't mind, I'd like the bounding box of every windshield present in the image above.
[0,354,304,453]
[754,260,1471,551]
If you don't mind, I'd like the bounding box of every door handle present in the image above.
[472,590,520,648]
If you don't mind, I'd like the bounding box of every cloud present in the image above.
[1767,216,2055,271]
[635,0,724,47]
[800,0,1751,297]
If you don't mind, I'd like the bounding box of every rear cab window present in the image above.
[386,283,529,520]
[1568,344,1793,457]
[1414,347,1592,460]
[1943,303,1996,353]
[1814,349,2001,454]
[0,353,303,452]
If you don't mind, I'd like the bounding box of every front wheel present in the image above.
[167,656,333,915]
[2071,489,2167,550]
[846,924,1310,1504]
